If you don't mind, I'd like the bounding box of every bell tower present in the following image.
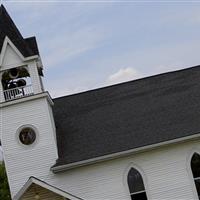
[0,4,44,103]
[0,5,58,198]
[0,41,44,103]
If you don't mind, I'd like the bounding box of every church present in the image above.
[0,5,200,200]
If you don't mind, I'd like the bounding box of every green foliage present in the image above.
[0,163,11,200]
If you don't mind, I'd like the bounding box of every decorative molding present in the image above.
[0,36,38,68]
[186,148,200,200]
[0,92,53,108]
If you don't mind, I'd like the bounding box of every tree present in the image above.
[0,163,11,200]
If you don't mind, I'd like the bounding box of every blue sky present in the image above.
[3,1,200,97]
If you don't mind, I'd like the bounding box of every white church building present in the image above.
[0,5,200,200]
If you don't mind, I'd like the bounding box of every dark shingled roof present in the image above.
[0,5,39,57]
[52,65,200,167]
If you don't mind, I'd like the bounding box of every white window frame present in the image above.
[187,149,200,200]
[123,163,150,200]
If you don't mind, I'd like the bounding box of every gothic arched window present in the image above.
[191,153,200,199]
[127,167,148,200]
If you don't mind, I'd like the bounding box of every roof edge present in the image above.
[0,5,39,57]
[53,64,200,100]
[51,132,200,173]
[13,176,84,200]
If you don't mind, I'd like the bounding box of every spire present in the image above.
[0,5,39,57]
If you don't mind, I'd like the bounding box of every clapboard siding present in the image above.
[28,61,43,94]
[1,96,58,198]
[1,43,23,70]
[44,139,200,200]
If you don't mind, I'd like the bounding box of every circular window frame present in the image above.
[17,125,39,148]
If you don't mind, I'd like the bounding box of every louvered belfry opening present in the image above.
[1,67,33,101]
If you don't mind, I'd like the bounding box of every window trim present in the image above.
[123,163,150,200]
[130,190,146,196]
[187,149,200,200]
[190,152,200,200]
[16,124,39,148]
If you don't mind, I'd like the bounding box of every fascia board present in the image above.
[52,133,200,173]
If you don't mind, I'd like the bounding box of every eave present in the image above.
[51,133,200,173]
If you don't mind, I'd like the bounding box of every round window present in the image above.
[19,128,36,145]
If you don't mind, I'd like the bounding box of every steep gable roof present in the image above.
[52,65,200,171]
[0,5,39,57]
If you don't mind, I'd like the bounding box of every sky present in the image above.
[2,0,200,98]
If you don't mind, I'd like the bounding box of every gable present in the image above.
[1,41,23,68]
[20,184,64,200]
[13,177,83,200]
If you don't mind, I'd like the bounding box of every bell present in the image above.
[8,68,19,79]
[8,82,17,89]
[16,79,26,87]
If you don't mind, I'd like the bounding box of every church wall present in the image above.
[2,94,199,200]
[46,138,200,200]
[1,97,58,198]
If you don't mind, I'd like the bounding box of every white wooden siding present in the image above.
[45,139,200,200]
[28,61,43,94]
[1,97,58,198]
[1,93,200,200]
[1,43,23,68]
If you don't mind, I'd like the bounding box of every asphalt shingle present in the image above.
[53,65,200,167]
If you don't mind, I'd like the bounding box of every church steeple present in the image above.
[0,5,39,57]
[0,5,44,103]
[0,6,58,198]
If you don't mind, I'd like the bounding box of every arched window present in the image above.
[127,167,148,200]
[191,153,200,199]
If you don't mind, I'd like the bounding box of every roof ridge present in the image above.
[0,4,23,39]
[53,64,200,100]
[0,5,38,57]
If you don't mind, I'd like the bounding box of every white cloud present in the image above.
[49,67,142,98]
[106,67,142,85]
